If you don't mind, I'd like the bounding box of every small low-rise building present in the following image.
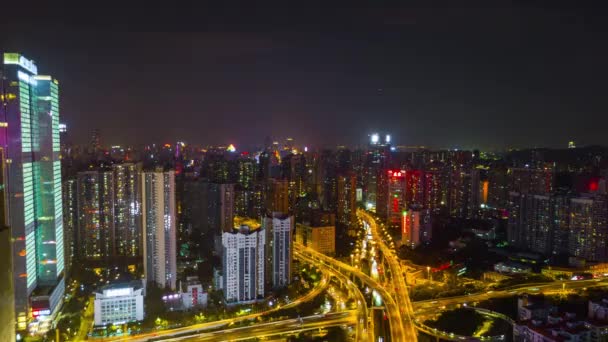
[494,261,531,274]
[181,276,208,309]
[94,281,144,326]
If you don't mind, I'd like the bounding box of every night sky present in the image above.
[2,3,607,150]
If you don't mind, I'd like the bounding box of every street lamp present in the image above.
[426,266,431,282]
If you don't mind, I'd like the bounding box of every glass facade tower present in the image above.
[1,53,65,331]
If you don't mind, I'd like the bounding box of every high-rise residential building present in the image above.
[75,164,142,261]
[447,165,471,218]
[90,128,101,154]
[220,225,265,303]
[423,167,444,212]
[550,194,571,256]
[404,169,424,208]
[202,182,235,235]
[507,191,608,261]
[76,170,115,259]
[507,192,554,255]
[263,212,294,289]
[379,170,407,226]
[62,178,77,272]
[569,195,608,262]
[142,169,177,290]
[336,173,357,229]
[112,163,142,257]
[508,167,553,195]
[282,153,307,211]
[401,206,432,248]
[1,53,65,330]
[266,179,289,213]
[364,134,391,210]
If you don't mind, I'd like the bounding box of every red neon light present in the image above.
[590,178,599,192]
[432,262,451,272]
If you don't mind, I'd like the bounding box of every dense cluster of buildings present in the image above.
[514,295,608,341]
[5,51,608,338]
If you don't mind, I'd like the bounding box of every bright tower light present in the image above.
[370,133,379,144]
[385,134,391,143]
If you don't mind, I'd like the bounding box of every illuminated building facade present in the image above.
[380,170,407,226]
[221,225,265,303]
[569,195,608,261]
[401,206,432,248]
[507,191,608,261]
[336,173,357,229]
[93,282,144,326]
[266,178,289,213]
[62,179,77,271]
[447,165,471,218]
[1,53,65,330]
[142,169,177,289]
[507,192,554,255]
[296,222,335,255]
[508,167,554,195]
[423,168,444,212]
[263,212,293,289]
[404,169,424,207]
[282,153,307,211]
[112,163,142,257]
[76,170,115,259]
[364,133,391,211]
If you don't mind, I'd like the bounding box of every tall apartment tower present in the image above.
[221,225,265,303]
[142,169,177,290]
[75,163,142,260]
[336,173,357,228]
[1,53,65,330]
[77,170,115,259]
[267,179,289,213]
[263,212,294,289]
[113,163,143,257]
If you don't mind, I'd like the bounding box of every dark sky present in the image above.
[2,2,607,150]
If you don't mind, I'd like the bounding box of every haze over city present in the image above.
[3,3,608,149]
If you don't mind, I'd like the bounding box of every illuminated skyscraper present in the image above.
[263,212,293,289]
[379,170,407,225]
[365,133,391,211]
[76,170,115,259]
[423,167,445,212]
[336,173,357,229]
[62,178,77,271]
[113,163,142,257]
[142,169,177,289]
[75,163,142,261]
[1,53,65,330]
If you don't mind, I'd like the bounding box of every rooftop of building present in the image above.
[96,280,143,294]
[234,216,261,230]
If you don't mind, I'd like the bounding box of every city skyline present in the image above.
[6,4,608,341]
[3,3,608,149]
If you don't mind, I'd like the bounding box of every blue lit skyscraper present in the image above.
[1,53,65,332]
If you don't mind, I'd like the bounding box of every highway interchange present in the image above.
[90,210,608,341]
